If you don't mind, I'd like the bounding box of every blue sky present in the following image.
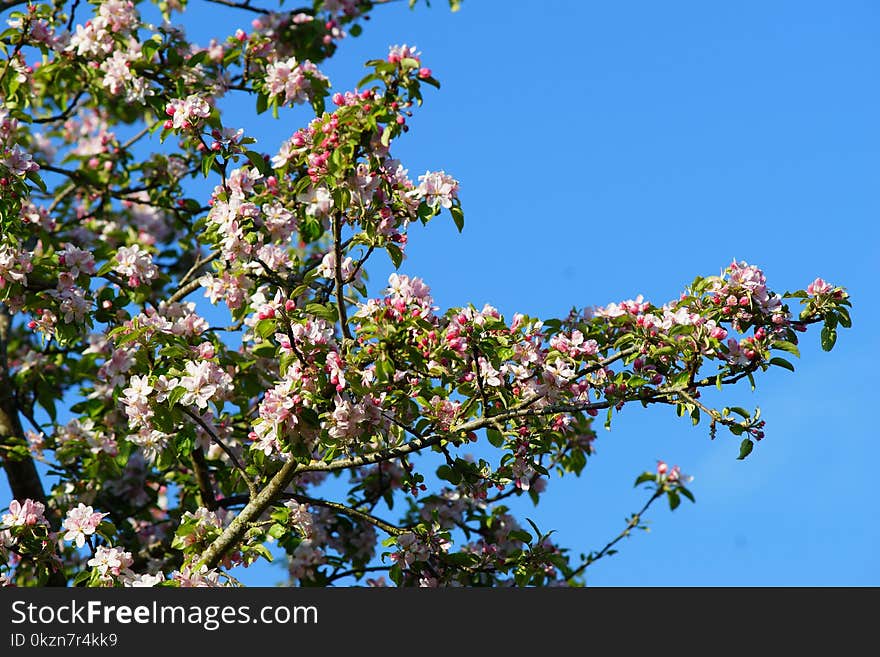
[5,0,879,586]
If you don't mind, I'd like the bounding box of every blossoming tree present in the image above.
[0,0,851,587]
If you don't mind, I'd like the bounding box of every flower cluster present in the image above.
[62,504,107,549]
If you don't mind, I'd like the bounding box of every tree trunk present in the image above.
[0,305,67,586]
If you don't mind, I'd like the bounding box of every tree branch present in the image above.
[325,565,390,584]
[190,447,218,511]
[181,406,256,497]
[198,458,299,569]
[32,90,87,125]
[286,492,403,537]
[202,0,270,14]
[566,489,664,582]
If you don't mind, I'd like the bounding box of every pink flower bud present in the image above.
[418,67,432,79]
[806,277,833,296]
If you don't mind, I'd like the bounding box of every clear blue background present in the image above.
[6,0,879,586]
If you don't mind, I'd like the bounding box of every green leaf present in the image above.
[634,472,655,487]
[380,125,393,147]
[245,150,271,177]
[357,72,379,88]
[667,490,681,510]
[678,486,696,503]
[386,243,403,268]
[769,357,795,372]
[486,428,504,448]
[737,438,754,460]
[201,153,217,177]
[255,319,277,339]
[300,407,320,428]
[508,529,533,544]
[26,169,47,192]
[772,340,800,358]
[436,464,461,485]
[305,303,338,322]
[836,307,852,328]
[820,326,837,352]
[168,386,187,407]
[256,93,269,115]
[449,204,464,232]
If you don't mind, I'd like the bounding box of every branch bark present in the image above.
[198,458,299,569]
[0,305,67,586]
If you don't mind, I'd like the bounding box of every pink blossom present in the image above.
[87,545,133,580]
[416,170,459,209]
[2,499,47,527]
[1,146,39,176]
[114,245,158,287]
[173,564,223,587]
[298,185,334,217]
[179,360,233,409]
[806,277,833,296]
[388,44,421,64]
[317,251,354,280]
[165,94,212,130]
[98,0,139,32]
[59,243,96,277]
[100,50,134,95]
[124,572,165,587]
[0,242,32,288]
[63,504,107,548]
[264,57,327,106]
[261,201,297,241]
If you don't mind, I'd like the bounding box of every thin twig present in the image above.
[325,565,391,584]
[181,406,256,497]
[32,90,87,125]
[566,489,664,582]
[202,0,270,14]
